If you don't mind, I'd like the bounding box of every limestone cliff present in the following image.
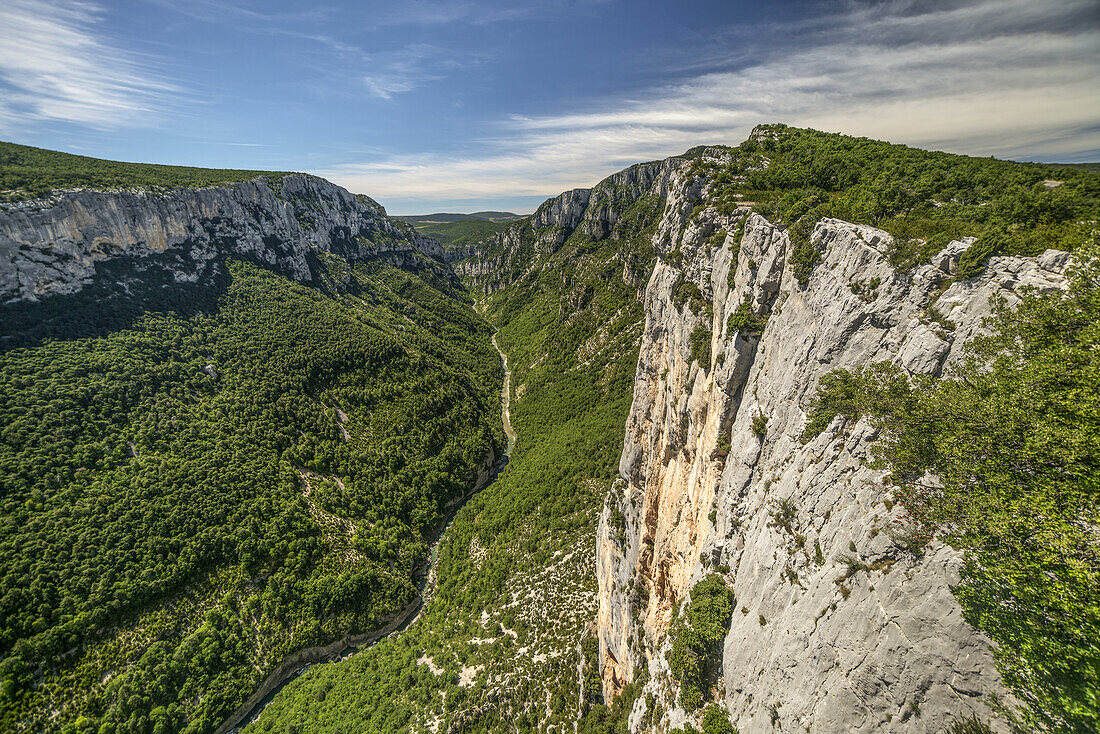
[453,159,682,293]
[0,174,449,304]
[595,152,1069,732]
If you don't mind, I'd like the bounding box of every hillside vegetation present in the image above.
[246,178,663,734]
[688,125,1098,276]
[0,140,290,201]
[0,255,502,733]
[411,217,517,247]
[804,239,1100,732]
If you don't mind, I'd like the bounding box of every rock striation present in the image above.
[0,174,449,304]
[595,153,1069,732]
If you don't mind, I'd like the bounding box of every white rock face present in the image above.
[453,158,684,293]
[0,174,447,303]
[596,161,1068,732]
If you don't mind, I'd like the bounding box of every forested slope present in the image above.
[255,126,1098,734]
[246,156,673,734]
[0,165,503,733]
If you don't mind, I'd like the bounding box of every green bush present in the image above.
[726,298,768,336]
[701,705,737,734]
[674,279,708,313]
[690,326,712,367]
[668,575,735,711]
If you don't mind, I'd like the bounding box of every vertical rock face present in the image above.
[0,174,449,304]
[596,157,1069,732]
[452,159,683,293]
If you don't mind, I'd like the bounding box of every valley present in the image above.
[0,125,1097,734]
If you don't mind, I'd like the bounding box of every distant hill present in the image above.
[1050,162,1100,174]
[397,211,523,224]
[409,217,519,246]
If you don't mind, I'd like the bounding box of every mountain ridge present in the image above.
[0,125,1096,734]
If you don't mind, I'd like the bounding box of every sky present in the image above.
[0,0,1097,214]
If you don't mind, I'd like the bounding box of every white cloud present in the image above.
[361,45,450,100]
[321,0,1100,205]
[0,0,176,131]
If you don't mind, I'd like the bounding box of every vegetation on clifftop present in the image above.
[688,125,1099,277]
[0,140,291,201]
[803,240,1100,731]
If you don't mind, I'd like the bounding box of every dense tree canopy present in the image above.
[0,256,502,733]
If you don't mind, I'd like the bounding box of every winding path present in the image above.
[217,335,515,733]
[494,333,516,454]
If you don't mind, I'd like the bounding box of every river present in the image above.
[217,334,515,733]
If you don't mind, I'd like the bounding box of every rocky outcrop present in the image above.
[0,174,450,304]
[596,155,1069,732]
[453,159,684,294]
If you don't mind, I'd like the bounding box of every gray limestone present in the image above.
[0,174,448,303]
[596,156,1068,733]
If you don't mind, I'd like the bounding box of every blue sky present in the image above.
[0,0,1097,214]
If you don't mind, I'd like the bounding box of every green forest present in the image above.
[0,254,503,733]
[0,140,289,201]
[243,179,664,734]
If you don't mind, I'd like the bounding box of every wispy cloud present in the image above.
[0,0,178,131]
[368,0,613,28]
[362,44,484,100]
[321,0,1100,206]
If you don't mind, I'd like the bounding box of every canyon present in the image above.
[1,126,1094,734]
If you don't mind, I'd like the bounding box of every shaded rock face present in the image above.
[596,157,1068,732]
[453,159,683,293]
[0,174,450,304]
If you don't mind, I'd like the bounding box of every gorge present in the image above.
[0,125,1096,734]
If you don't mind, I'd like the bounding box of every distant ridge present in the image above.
[397,211,523,224]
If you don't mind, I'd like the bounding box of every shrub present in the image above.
[674,279,707,312]
[751,411,768,437]
[769,498,797,534]
[800,362,912,442]
[945,715,994,734]
[668,575,735,711]
[726,297,768,335]
[701,705,737,734]
[789,239,820,286]
[690,325,712,367]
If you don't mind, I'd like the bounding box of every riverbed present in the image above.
[217,335,515,733]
